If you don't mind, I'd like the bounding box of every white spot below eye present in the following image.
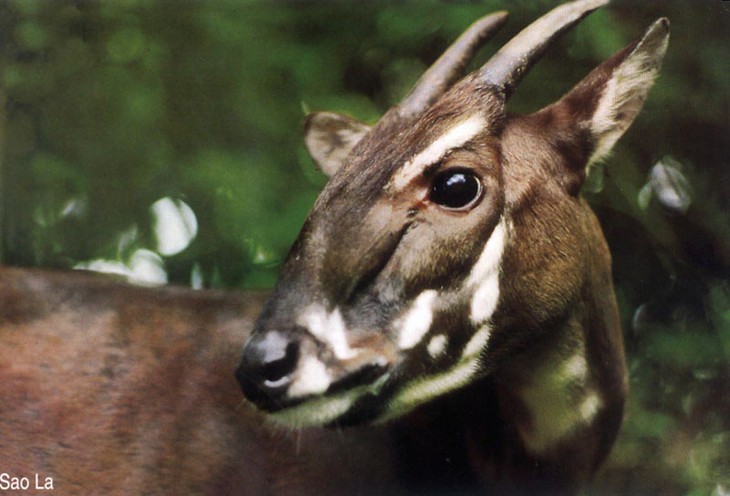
[398,290,438,350]
[427,334,448,359]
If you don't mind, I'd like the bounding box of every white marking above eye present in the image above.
[397,290,438,350]
[391,114,485,190]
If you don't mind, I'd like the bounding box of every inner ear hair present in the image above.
[551,18,669,168]
[303,112,372,177]
[588,18,669,165]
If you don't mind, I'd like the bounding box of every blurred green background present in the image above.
[0,0,728,494]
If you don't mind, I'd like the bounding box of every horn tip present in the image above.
[486,10,509,23]
[470,11,509,34]
[577,0,610,10]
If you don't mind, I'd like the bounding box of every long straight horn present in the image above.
[398,11,508,119]
[480,0,608,99]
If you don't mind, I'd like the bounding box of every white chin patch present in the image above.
[270,392,358,429]
[269,374,390,429]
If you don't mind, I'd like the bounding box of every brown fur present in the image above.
[0,267,401,495]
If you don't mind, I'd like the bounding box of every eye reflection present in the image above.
[430,169,482,210]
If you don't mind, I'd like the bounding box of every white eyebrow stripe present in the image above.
[391,115,485,190]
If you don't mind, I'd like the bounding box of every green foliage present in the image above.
[0,1,728,494]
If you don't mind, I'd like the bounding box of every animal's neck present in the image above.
[496,313,597,450]
[392,256,625,494]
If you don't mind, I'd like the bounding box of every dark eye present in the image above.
[430,169,482,210]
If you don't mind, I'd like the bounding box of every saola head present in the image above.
[236,0,668,428]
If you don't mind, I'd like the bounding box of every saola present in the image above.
[237,0,669,493]
[0,1,668,495]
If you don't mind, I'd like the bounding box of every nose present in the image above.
[236,330,300,408]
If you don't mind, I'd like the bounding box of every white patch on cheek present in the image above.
[467,217,507,325]
[377,221,507,421]
[397,290,438,350]
[287,356,332,398]
[462,325,491,359]
[297,305,358,360]
[391,115,485,190]
[427,334,448,359]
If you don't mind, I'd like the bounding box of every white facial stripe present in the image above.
[287,356,332,399]
[381,328,494,422]
[427,334,448,359]
[397,290,438,350]
[462,325,491,359]
[379,221,506,420]
[297,305,358,360]
[379,353,483,423]
[467,217,507,325]
[391,115,485,190]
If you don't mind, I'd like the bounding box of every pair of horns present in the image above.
[398,0,608,119]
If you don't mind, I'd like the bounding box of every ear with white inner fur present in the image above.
[549,18,669,168]
[303,112,371,177]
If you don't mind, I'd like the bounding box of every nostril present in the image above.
[238,330,300,404]
[261,342,299,386]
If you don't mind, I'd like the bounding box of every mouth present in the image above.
[265,367,393,428]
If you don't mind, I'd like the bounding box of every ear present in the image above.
[551,18,670,167]
[303,112,371,177]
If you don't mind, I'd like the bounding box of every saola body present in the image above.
[0,1,668,495]
[0,268,403,495]
[238,0,669,493]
